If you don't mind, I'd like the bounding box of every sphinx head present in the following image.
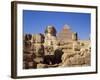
[45,25,57,36]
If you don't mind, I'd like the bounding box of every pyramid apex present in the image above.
[63,24,70,30]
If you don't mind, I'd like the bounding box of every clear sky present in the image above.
[23,10,90,40]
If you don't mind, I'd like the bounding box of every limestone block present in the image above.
[73,41,80,51]
[34,57,43,63]
[24,34,32,41]
[23,61,37,69]
[23,53,33,62]
[37,63,47,68]
[72,32,78,41]
[34,44,44,57]
[37,34,44,43]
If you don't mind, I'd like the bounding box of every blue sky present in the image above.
[23,10,90,40]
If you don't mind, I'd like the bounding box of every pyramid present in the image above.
[57,24,73,42]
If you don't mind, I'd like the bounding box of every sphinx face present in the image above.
[47,27,53,34]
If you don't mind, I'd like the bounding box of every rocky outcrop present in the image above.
[60,46,91,67]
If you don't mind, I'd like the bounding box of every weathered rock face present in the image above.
[23,33,45,69]
[23,25,91,69]
[72,32,78,41]
[34,44,44,57]
[24,34,32,41]
[60,42,91,67]
[35,34,44,43]
[37,63,47,68]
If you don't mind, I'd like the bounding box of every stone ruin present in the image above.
[23,25,91,69]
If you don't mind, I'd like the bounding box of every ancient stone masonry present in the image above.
[23,24,91,69]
